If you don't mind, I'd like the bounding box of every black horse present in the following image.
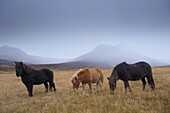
[107,61,155,95]
[15,61,56,97]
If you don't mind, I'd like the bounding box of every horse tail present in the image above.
[150,71,155,88]
[50,70,54,80]
[43,69,56,91]
[98,69,104,84]
[148,67,155,90]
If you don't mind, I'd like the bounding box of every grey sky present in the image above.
[0,0,170,62]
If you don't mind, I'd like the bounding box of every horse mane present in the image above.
[70,68,84,82]
[22,64,33,74]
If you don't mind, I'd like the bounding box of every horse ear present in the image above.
[20,61,23,65]
[107,77,110,80]
[75,76,78,81]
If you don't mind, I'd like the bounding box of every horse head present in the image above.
[70,75,80,90]
[107,70,119,95]
[71,69,84,91]
[15,61,24,77]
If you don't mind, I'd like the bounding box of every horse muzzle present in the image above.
[16,69,23,77]
[73,89,77,91]
[16,74,20,77]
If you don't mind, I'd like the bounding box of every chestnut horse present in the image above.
[70,67,103,93]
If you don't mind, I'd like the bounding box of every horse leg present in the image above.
[141,78,146,91]
[49,82,52,91]
[52,82,56,91]
[28,83,33,97]
[49,81,56,91]
[88,82,93,93]
[25,84,30,93]
[98,80,102,90]
[96,81,102,91]
[82,83,85,94]
[44,82,48,92]
[124,81,127,94]
[128,84,132,92]
[96,82,99,91]
[124,81,131,94]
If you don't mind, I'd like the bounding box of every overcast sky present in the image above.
[0,0,170,62]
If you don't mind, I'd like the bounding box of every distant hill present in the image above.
[0,44,167,68]
[55,61,111,69]
[0,59,14,66]
[73,44,166,67]
[0,45,65,65]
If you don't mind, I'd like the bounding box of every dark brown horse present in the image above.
[107,61,155,95]
[15,61,56,97]
[70,67,103,93]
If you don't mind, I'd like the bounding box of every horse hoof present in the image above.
[29,95,33,97]
[110,90,114,95]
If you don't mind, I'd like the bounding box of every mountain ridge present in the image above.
[0,45,65,64]
[73,44,166,67]
[0,44,167,68]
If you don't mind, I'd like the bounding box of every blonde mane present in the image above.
[70,68,84,82]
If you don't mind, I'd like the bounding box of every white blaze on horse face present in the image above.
[73,79,76,84]
[70,75,79,90]
[73,75,78,84]
[71,75,77,83]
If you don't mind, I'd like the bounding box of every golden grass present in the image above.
[0,67,170,113]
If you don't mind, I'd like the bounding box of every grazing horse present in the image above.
[15,61,56,97]
[70,67,103,93]
[107,61,155,95]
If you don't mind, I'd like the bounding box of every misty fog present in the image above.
[0,0,170,63]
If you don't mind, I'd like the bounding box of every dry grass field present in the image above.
[0,66,170,113]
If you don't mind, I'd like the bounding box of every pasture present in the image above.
[0,66,170,113]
